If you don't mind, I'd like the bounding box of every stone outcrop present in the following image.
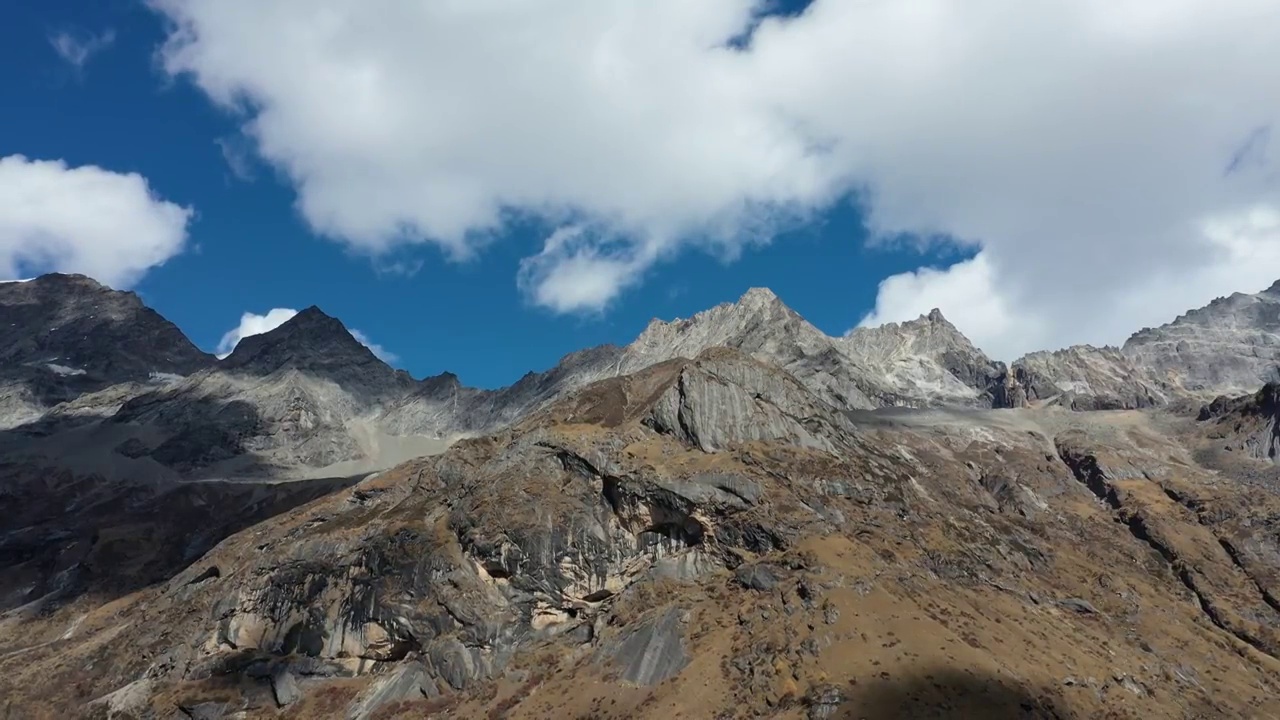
[1194,382,1280,489]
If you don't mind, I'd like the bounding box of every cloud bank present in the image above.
[0,155,192,288]
[217,308,398,364]
[151,0,1280,358]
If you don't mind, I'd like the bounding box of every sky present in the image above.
[2,1,1278,389]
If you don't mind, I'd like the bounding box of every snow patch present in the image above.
[46,363,86,376]
[148,371,185,383]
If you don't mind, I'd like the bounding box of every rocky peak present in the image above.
[420,370,462,394]
[844,308,978,353]
[735,286,784,311]
[840,308,1001,400]
[0,272,213,380]
[628,286,822,361]
[3,273,141,321]
[220,306,392,380]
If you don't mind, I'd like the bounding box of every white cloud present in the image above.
[215,308,299,357]
[854,253,1025,358]
[516,226,653,313]
[349,329,400,365]
[216,308,399,364]
[0,155,192,288]
[151,0,1280,352]
[49,29,116,71]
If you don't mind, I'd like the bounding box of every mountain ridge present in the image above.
[10,273,1280,476]
[0,273,215,428]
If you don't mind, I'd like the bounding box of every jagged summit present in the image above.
[846,308,979,352]
[220,305,388,376]
[19,271,107,289]
[736,285,783,306]
[630,286,817,357]
[841,308,1003,406]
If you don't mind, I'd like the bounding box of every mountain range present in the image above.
[4,273,1280,718]
[5,273,1279,480]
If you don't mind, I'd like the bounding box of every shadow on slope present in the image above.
[0,396,363,618]
[835,668,1068,719]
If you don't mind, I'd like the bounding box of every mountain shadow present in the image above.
[0,396,362,619]
[831,667,1070,719]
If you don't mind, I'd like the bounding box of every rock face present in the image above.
[1002,345,1171,410]
[1008,281,1280,410]
[1008,278,1280,407]
[1124,280,1280,394]
[1193,382,1280,489]
[0,274,213,427]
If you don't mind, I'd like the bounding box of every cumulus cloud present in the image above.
[216,308,399,364]
[0,155,192,287]
[215,308,298,357]
[854,253,1023,355]
[49,29,116,71]
[516,226,654,313]
[151,0,1280,354]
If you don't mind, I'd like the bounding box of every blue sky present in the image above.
[2,1,1276,386]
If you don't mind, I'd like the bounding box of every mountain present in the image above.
[106,307,427,477]
[386,289,1008,443]
[9,273,1280,716]
[5,345,1280,718]
[220,306,411,391]
[999,281,1280,411]
[0,274,213,427]
[618,287,892,409]
[841,308,1006,406]
[1124,280,1280,394]
[1001,345,1171,411]
[10,273,1280,480]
